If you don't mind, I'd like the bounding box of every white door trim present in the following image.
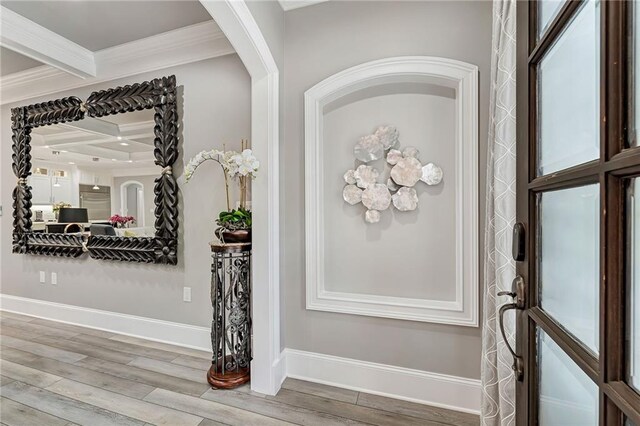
[199,0,281,395]
[120,180,145,226]
[304,56,479,326]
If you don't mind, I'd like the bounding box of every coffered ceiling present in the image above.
[30,110,156,170]
[1,1,213,51]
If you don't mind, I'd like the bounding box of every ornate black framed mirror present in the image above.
[11,75,178,264]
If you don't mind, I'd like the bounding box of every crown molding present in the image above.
[0,6,96,78]
[0,20,234,105]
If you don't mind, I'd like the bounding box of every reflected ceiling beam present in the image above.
[61,117,120,138]
[43,136,153,149]
[46,118,155,148]
[34,144,130,161]
[0,6,96,78]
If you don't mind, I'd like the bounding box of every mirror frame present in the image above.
[11,75,179,265]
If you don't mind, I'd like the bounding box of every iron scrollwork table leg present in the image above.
[207,242,252,389]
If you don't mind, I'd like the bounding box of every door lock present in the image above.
[498,275,525,381]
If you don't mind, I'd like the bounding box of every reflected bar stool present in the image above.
[207,242,252,389]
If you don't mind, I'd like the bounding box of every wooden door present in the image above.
[511,0,640,424]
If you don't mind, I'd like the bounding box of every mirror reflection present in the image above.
[29,109,157,238]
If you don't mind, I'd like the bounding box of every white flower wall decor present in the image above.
[342,125,443,224]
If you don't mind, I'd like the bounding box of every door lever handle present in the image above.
[498,276,525,381]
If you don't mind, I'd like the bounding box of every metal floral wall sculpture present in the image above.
[342,126,443,224]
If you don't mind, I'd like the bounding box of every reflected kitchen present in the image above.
[29,109,157,238]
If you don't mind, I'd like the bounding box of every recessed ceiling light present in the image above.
[127,160,133,163]
[60,150,68,153]
[44,145,50,148]
[111,159,117,161]
[68,162,75,165]
[119,142,129,146]
[117,136,123,140]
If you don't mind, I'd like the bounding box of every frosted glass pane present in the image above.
[539,185,599,353]
[538,329,598,426]
[538,0,600,175]
[539,0,564,36]
[629,178,640,392]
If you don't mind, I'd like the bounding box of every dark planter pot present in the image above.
[215,228,251,244]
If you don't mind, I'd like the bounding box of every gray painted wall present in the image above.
[1,54,251,327]
[323,93,457,301]
[283,1,492,379]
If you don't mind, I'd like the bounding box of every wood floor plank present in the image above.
[198,419,229,426]
[232,382,267,399]
[110,335,211,359]
[0,325,42,339]
[74,356,211,397]
[46,379,203,426]
[269,389,447,426]
[31,334,137,364]
[29,318,116,339]
[144,388,292,426]
[70,334,179,362]
[282,378,359,404]
[0,317,79,339]
[0,359,62,388]
[0,397,71,426]
[0,381,145,426]
[1,335,86,364]
[172,354,213,371]
[356,392,480,426]
[0,311,34,322]
[1,347,154,400]
[128,356,205,383]
[0,376,15,387]
[202,388,367,426]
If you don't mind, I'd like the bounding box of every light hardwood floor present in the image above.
[0,311,480,426]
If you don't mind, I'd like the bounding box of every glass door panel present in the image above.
[538,184,600,353]
[538,0,564,37]
[538,329,598,425]
[629,178,640,392]
[538,0,600,175]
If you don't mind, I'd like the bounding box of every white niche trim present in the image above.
[304,56,479,326]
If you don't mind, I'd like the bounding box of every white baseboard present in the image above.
[0,294,480,414]
[0,294,210,352]
[283,348,481,414]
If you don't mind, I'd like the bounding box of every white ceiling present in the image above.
[2,1,213,51]
[0,46,42,75]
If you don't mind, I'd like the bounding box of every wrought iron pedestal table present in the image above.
[207,242,252,389]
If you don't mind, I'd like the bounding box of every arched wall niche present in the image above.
[305,56,479,326]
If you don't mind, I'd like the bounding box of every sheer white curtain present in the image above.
[481,0,517,425]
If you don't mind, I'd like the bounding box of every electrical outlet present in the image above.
[51,272,57,285]
[39,271,46,284]
[183,287,192,302]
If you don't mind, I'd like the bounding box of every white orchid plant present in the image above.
[185,140,258,229]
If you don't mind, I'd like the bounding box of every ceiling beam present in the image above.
[0,20,233,104]
[0,6,96,78]
[278,0,329,11]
